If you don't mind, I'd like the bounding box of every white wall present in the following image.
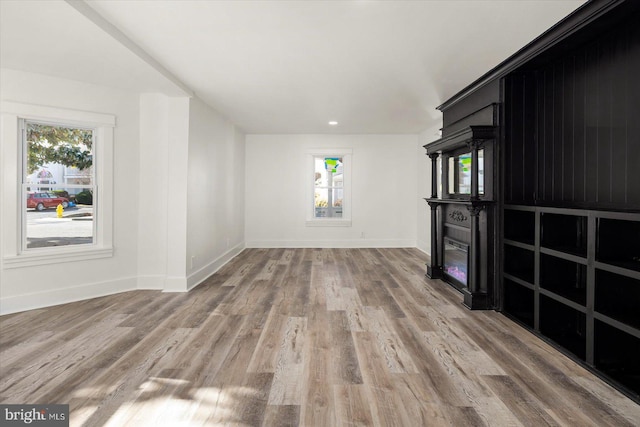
[0,71,430,314]
[137,95,246,293]
[417,124,442,255]
[416,133,429,254]
[186,97,245,289]
[165,97,191,291]
[0,70,247,313]
[245,134,419,247]
[0,69,141,313]
[137,94,169,289]
[136,94,192,292]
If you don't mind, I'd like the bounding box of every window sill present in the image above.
[306,219,352,227]
[3,246,113,269]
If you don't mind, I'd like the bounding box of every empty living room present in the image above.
[1,1,639,426]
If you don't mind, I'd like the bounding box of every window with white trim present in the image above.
[1,101,115,267]
[306,149,352,227]
[22,120,95,249]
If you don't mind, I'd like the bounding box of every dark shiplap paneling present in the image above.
[573,51,586,203]
[626,21,640,207]
[562,55,574,203]
[504,72,537,205]
[504,17,640,211]
[584,42,599,206]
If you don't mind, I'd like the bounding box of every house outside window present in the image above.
[1,101,115,268]
[306,149,352,227]
[22,121,95,249]
[314,156,343,218]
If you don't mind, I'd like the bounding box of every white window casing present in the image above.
[1,101,115,268]
[306,148,352,227]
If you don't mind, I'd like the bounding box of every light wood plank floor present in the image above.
[1,248,639,426]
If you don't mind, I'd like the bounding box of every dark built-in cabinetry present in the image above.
[425,0,640,401]
[504,206,640,394]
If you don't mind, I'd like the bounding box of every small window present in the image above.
[307,149,351,226]
[314,157,343,218]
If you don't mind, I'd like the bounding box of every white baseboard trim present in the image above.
[0,245,247,314]
[0,276,137,315]
[4,241,431,314]
[137,275,166,290]
[245,239,417,248]
[416,240,430,256]
[186,243,245,290]
[164,276,188,292]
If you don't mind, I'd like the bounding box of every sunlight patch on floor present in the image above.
[75,382,263,427]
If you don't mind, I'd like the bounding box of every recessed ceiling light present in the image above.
[328,121,338,126]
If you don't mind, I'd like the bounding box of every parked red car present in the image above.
[27,192,69,211]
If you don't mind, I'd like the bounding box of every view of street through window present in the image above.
[26,205,93,248]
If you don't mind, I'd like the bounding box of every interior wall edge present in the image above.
[186,242,245,291]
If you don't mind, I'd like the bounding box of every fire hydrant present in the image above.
[56,204,64,218]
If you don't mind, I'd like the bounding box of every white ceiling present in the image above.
[1,0,586,134]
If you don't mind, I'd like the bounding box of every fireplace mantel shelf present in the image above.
[423,198,495,205]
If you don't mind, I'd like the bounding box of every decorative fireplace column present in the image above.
[464,202,488,308]
[426,152,443,279]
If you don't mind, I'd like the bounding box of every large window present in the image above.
[1,101,114,267]
[307,149,351,226]
[22,121,95,249]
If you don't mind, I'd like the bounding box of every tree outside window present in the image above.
[23,121,95,249]
[314,156,343,218]
[306,148,351,227]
